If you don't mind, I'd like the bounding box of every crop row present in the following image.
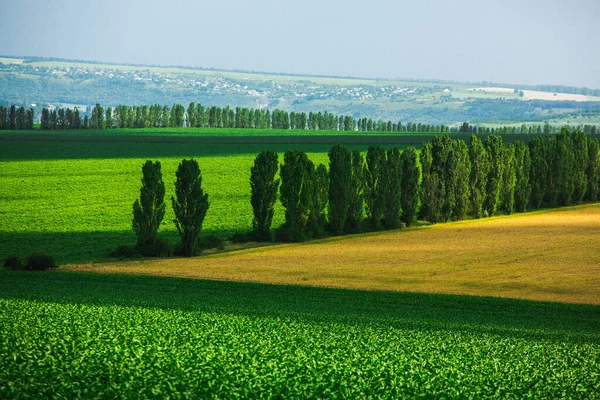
[1,296,598,398]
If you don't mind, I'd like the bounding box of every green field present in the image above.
[1,270,598,398]
[0,138,343,263]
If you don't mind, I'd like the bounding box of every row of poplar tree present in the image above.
[0,106,34,130]
[3,101,597,135]
[419,129,600,224]
[39,102,448,132]
[36,102,599,135]
[131,127,600,257]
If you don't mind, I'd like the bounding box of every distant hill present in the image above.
[1,55,600,126]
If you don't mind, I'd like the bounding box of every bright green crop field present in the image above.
[1,270,599,398]
[0,137,351,263]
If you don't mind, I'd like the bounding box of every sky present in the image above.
[1,0,599,88]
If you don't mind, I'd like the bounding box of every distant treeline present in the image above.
[0,106,34,130]
[30,103,600,135]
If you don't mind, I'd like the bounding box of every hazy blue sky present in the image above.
[1,0,598,88]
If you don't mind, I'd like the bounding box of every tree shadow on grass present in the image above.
[1,269,599,344]
[0,138,384,161]
[0,228,238,265]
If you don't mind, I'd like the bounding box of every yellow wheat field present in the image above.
[65,204,600,305]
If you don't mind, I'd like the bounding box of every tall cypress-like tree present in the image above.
[452,139,471,220]
[132,160,166,247]
[364,145,387,230]
[420,141,439,222]
[73,108,81,129]
[499,143,517,215]
[16,107,25,130]
[250,151,280,241]
[555,128,574,206]
[528,136,547,209]
[40,108,50,129]
[8,105,16,130]
[345,150,365,234]
[92,103,104,129]
[280,150,312,242]
[328,145,352,235]
[483,135,504,217]
[543,136,558,207]
[400,146,419,227]
[572,129,588,203]
[586,138,600,203]
[384,147,402,229]
[172,159,209,257]
[105,107,113,129]
[513,141,531,212]
[431,135,455,222]
[26,108,34,129]
[187,102,197,128]
[307,164,329,239]
[469,135,488,218]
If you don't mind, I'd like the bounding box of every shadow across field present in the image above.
[0,228,233,265]
[0,133,546,160]
[1,269,598,344]
[1,137,399,160]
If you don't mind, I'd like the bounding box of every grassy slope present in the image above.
[1,270,599,397]
[68,204,600,306]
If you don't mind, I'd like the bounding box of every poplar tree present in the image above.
[132,160,166,247]
[400,146,419,227]
[105,107,113,129]
[555,128,574,206]
[328,145,351,235]
[384,147,402,229]
[586,138,600,202]
[172,159,209,256]
[364,145,387,230]
[345,150,365,234]
[280,150,312,242]
[420,141,439,222]
[307,164,329,239]
[543,136,558,207]
[73,108,81,129]
[250,151,280,241]
[572,129,588,203]
[483,135,504,217]
[469,135,489,218]
[431,135,454,222]
[92,103,104,129]
[499,143,517,214]
[513,141,531,212]
[187,102,197,128]
[452,139,471,220]
[528,136,547,209]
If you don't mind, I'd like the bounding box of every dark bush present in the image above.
[229,232,250,243]
[197,235,224,250]
[25,252,57,271]
[140,238,172,258]
[109,245,141,259]
[3,255,22,270]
